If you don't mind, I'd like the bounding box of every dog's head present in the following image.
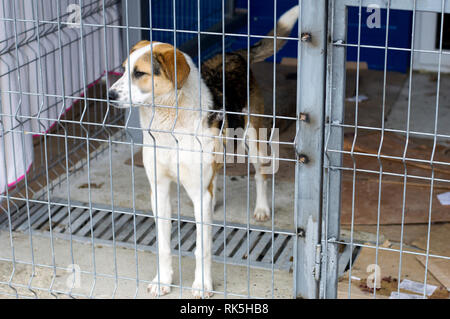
[108,40,191,107]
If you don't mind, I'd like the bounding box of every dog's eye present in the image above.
[133,70,147,78]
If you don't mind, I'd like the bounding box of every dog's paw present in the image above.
[192,280,214,299]
[253,206,270,222]
[147,276,172,297]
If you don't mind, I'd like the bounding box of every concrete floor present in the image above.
[339,223,450,298]
[386,72,450,138]
[345,69,450,139]
[0,231,292,299]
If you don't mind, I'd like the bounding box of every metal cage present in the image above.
[1,0,449,299]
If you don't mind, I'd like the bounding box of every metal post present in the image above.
[294,0,328,299]
[321,0,346,299]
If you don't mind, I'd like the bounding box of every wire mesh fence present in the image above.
[323,0,450,299]
[0,0,302,299]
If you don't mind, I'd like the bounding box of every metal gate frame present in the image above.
[317,0,450,299]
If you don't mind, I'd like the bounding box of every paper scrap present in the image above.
[437,192,450,206]
[398,279,437,296]
[346,94,368,102]
[389,292,424,299]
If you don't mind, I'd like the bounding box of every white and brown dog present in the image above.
[108,5,299,298]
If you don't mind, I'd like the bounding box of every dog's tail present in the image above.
[235,5,299,64]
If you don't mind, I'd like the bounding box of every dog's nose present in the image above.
[108,90,119,101]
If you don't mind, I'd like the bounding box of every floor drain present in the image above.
[1,198,294,271]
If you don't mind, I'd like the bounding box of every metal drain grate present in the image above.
[1,198,294,271]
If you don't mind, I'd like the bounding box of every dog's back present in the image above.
[201,5,300,129]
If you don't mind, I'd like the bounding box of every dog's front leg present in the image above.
[191,190,213,298]
[147,176,173,297]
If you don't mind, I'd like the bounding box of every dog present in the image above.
[108,5,299,298]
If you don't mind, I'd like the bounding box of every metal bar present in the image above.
[294,0,327,299]
[373,0,392,299]
[422,0,446,299]
[321,0,346,299]
[398,0,417,294]
[121,0,142,145]
[346,0,362,299]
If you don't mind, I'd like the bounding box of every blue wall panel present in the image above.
[140,1,413,73]
[233,0,299,63]
[347,6,413,73]
[234,1,412,72]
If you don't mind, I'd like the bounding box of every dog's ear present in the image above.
[154,45,190,89]
[122,40,151,68]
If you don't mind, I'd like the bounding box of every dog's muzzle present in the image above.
[107,89,126,108]
[108,89,119,101]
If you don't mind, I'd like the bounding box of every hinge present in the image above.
[313,243,322,281]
